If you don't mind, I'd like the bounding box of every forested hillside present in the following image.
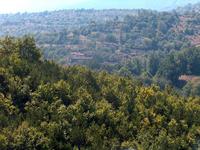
[1,4,200,96]
[1,5,200,65]
[0,36,200,150]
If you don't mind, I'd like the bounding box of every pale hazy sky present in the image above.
[0,0,199,13]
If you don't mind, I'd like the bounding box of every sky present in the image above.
[0,0,199,14]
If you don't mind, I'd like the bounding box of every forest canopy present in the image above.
[0,36,199,149]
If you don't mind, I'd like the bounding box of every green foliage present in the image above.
[157,47,200,87]
[0,9,192,67]
[0,37,199,149]
[11,122,50,150]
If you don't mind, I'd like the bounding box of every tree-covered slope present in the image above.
[0,7,197,65]
[0,37,200,149]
